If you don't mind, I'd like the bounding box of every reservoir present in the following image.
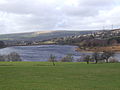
[0,45,119,62]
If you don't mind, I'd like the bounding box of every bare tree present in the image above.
[0,52,22,62]
[7,52,22,62]
[101,51,115,63]
[92,52,101,64]
[48,54,56,66]
[83,55,91,64]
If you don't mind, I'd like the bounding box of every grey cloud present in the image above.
[62,0,116,17]
[0,0,120,34]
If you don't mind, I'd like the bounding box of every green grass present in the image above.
[0,62,120,90]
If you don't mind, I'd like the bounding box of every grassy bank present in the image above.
[0,62,120,90]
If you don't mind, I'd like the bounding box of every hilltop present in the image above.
[0,30,94,46]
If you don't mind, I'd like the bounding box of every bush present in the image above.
[77,58,83,62]
[61,54,73,62]
[0,41,6,48]
[0,55,6,61]
[77,54,86,62]
[101,51,115,63]
[0,52,22,62]
[7,52,22,62]
[109,57,119,63]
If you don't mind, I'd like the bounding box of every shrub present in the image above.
[61,54,73,62]
[77,58,83,62]
[77,54,86,62]
[7,52,22,62]
[101,51,115,63]
[109,57,119,63]
[0,52,22,62]
[0,41,6,48]
[0,55,6,61]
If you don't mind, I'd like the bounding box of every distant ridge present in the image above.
[0,30,93,41]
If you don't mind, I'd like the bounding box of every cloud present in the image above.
[0,0,120,34]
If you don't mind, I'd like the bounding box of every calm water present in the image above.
[0,45,119,61]
[0,45,87,61]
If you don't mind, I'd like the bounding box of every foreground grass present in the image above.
[0,62,120,90]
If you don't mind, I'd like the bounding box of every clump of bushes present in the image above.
[109,57,119,63]
[61,54,73,62]
[0,52,22,62]
[82,50,119,64]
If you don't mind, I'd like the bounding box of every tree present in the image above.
[101,51,115,63]
[0,55,5,61]
[48,54,56,66]
[0,41,6,48]
[61,54,73,62]
[83,55,91,64]
[7,52,22,62]
[0,52,22,62]
[92,52,101,64]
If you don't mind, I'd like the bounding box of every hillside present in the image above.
[1,29,120,47]
[0,30,94,46]
[53,29,120,52]
[0,30,93,41]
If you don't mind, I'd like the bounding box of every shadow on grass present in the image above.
[0,64,14,66]
[34,64,53,66]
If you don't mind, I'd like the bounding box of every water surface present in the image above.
[0,45,86,61]
[0,45,119,62]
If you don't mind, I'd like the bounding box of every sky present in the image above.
[0,0,120,34]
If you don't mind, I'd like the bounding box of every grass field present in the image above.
[0,62,120,90]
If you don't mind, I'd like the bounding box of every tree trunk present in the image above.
[87,61,89,64]
[106,59,109,63]
[95,60,98,64]
[53,61,55,66]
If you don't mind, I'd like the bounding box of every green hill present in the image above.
[0,30,93,41]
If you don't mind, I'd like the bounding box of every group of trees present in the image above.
[83,51,116,64]
[0,41,22,62]
[48,50,118,66]
[48,54,74,66]
[79,39,108,48]
[61,54,73,62]
[0,52,22,62]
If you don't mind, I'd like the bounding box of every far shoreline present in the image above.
[75,45,120,53]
